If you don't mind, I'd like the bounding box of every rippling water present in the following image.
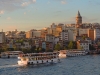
[0,55,100,75]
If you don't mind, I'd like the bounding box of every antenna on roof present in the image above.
[2,29,3,32]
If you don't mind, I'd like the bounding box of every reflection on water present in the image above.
[0,55,100,75]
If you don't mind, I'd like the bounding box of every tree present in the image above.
[82,36,86,40]
[30,46,36,52]
[68,41,73,49]
[73,41,77,49]
[41,48,45,52]
[46,47,53,52]
[63,46,67,50]
[79,46,83,50]
[16,39,24,45]
[54,43,61,51]
[22,48,31,53]
[89,44,96,50]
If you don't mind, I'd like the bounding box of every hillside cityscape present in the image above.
[0,11,100,53]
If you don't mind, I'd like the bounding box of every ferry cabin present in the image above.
[18,52,60,66]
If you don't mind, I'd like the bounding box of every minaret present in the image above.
[76,11,82,25]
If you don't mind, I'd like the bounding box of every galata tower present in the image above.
[76,11,82,26]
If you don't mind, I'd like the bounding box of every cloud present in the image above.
[24,12,26,15]
[0,0,36,12]
[21,0,36,7]
[61,1,66,4]
[33,0,36,2]
[0,10,4,14]
[7,17,11,20]
[21,2,30,7]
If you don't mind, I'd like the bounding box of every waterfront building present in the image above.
[79,29,89,36]
[5,29,17,38]
[0,32,5,43]
[76,36,83,41]
[68,29,77,41]
[65,24,76,28]
[77,40,89,51]
[35,40,39,48]
[42,41,46,49]
[15,42,21,49]
[53,25,62,37]
[45,34,55,43]
[21,42,31,49]
[41,28,48,38]
[54,37,60,45]
[16,31,26,39]
[46,42,53,50]
[85,37,92,45]
[49,23,63,37]
[59,30,68,41]
[47,27,52,34]
[7,41,13,48]
[5,29,26,39]
[88,29,100,41]
[51,23,57,29]
[59,30,68,47]
[26,29,41,38]
[88,29,94,41]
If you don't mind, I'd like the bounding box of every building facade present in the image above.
[0,32,5,43]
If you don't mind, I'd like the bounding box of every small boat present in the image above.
[58,50,67,58]
[66,50,88,57]
[0,52,9,58]
[0,51,23,58]
[18,52,60,66]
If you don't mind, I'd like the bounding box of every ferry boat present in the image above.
[66,50,88,57]
[18,52,60,66]
[58,50,67,58]
[0,51,23,58]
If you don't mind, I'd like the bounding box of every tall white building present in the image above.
[45,34,55,43]
[0,32,5,43]
[59,30,68,41]
[94,29,100,40]
[68,29,77,41]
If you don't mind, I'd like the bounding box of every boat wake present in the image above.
[0,64,19,69]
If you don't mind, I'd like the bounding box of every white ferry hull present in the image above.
[17,52,60,66]
[18,58,59,66]
[18,61,28,66]
[58,50,67,58]
[59,54,66,58]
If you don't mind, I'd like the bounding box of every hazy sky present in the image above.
[0,0,100,31]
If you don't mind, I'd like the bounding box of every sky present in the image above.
[0,0,100,32]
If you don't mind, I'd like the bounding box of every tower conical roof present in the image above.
[76,11,81,17]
